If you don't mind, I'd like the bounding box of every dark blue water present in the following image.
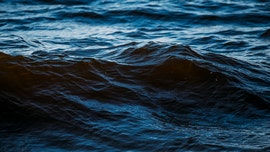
[1,0,270,151]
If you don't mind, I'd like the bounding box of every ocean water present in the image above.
[0,0,270,151]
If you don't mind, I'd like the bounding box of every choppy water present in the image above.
[1,0,270,151]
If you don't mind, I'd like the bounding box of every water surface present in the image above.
[0,0,270,151]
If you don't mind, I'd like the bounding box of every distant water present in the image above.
[1,0,270,151]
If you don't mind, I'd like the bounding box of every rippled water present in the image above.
[1,0,270,151]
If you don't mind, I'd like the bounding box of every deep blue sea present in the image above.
[0,0,270,151]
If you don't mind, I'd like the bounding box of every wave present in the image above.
[1,42,269,125]
[52,8,270,27]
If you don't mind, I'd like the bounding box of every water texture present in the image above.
[0,0,270,151]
